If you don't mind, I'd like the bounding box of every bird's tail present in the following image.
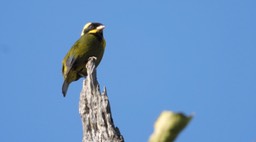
[62,80,70,97]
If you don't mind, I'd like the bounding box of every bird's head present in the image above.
[81,22,105,36]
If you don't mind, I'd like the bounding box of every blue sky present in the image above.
[0,0,256,142]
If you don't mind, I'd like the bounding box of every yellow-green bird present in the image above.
[62,22,106,97]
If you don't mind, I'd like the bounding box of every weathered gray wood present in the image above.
[79,57,124,142]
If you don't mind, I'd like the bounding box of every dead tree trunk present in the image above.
[79,57,124,142]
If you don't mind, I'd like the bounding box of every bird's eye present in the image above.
[88,25,94,30]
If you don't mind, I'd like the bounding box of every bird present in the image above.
[62,22,106,97]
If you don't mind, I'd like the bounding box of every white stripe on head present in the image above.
[81,22,92,36]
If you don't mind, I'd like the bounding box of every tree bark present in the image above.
[79,57,124,142]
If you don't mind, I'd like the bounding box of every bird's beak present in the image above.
[96,25,105,31]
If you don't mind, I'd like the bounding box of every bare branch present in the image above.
[79,57,124,142]
[149,111,193,142]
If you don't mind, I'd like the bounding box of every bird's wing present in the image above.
[62,39,81,77]
[62,35,93,77]
[62,55,75,77]
[66,55,75,73]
